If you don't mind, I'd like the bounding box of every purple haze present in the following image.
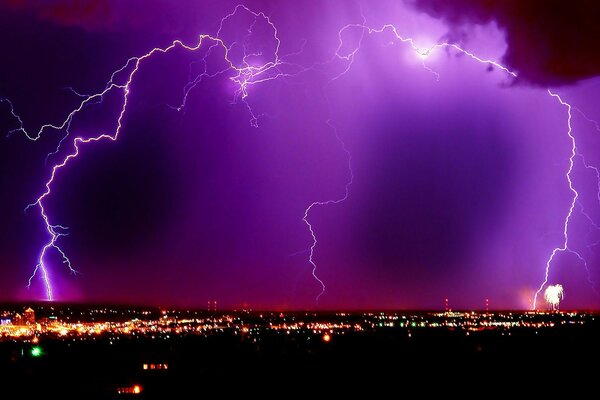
[0,1,599,310]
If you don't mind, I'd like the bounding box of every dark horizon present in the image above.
[1,300,598,314]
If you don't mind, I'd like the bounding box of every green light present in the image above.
[30,346,43,357]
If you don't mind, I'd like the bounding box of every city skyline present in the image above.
[1,1,600,309]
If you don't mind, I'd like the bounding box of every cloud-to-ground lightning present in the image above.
[544,284,564,310]
[302,120,354,301]
[328,20,598,309]
[5,5,307,300]
[531,92,581,309]
[3,5,598,306]
[300,20,520,302]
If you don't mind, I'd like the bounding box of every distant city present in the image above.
[2,303,599,396]
[1,303,595,342]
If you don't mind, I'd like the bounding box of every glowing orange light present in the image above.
[133,385,142,394]
[322,333,331,343]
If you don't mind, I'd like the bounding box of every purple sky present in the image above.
[1,1,600,309]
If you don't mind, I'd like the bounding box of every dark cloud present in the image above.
[412,0,600,86]
[0,0,232,34]
[2,0,117,31]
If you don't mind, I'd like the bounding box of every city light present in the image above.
[117,384,143,395]
[0,306,593,346]
[30,346,43,357]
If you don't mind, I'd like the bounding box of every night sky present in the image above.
[1,0,600,310]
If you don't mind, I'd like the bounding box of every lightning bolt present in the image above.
[302,120,354,302]
[0,97,25,137]
[330,21,594,309]
[5,5,302,300]
[531,92,584,309]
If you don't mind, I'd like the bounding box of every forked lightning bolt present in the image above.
[5,5,301,300]
[330,21,595,309]
[302,120,354,301]
[531,92,584,308]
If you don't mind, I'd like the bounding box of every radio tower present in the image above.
[207,300,217,312]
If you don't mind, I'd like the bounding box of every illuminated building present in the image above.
[117,385,142,395]
[142,363,169,370]
[24,307,35,325]
[12,313,23,326]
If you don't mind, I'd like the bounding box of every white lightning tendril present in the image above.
[4,5,303,300]
[531,91,579,309]
[330,21,594,310]
[302,120,354,302]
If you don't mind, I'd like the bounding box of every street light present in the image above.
[30,346,43,357]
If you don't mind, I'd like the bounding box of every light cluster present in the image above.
[0,307,593,343]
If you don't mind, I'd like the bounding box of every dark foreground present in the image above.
[2,313,600,397]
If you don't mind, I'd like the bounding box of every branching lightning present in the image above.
[2,5,598,307]
[302,120,354,301]
[529,92,577,308]
[331,21,596,309]
[5,5,303,300]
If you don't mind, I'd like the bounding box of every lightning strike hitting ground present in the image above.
[7,5,301,300]
[302,120,354,302]
[330,22,594,309]
[532,92,580,309]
